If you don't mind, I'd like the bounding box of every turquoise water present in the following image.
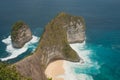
[0,0,120,80]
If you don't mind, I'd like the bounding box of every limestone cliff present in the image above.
[11,21,32,48]
[14,13,85,80]
[54,12,85,43]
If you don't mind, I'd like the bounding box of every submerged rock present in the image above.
[11,21,32,48]
[14,12,86,80]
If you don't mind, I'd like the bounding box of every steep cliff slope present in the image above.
[14,12,85,80]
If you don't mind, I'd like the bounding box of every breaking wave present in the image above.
[63,41,100,80]
[1,35,39,61]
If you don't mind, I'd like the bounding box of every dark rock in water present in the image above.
[14,12,86,80]
[11,21,32,48]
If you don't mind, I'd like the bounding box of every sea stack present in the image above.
[11,21,32,48]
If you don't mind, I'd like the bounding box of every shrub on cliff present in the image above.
[0,62,31,80]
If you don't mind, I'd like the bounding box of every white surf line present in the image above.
[0,35,39,61]
[63,41,99,80]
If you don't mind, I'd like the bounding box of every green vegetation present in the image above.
[11,21,25,40]
[47,78,52,80]
[0,62,31,80]
[62,44,79,60]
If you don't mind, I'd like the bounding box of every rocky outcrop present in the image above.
[14,12,85,80]
[11,21,32,48]
[65,19,85,43]
[56,12,85,43]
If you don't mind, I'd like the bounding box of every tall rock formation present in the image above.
[14,12,85,80]
[11,21,32,48]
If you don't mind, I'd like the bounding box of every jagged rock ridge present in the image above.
[11,21,32,48]
[14,12,85,80]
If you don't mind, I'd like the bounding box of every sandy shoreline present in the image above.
[45,60,65,80]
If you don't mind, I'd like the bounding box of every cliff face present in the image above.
[11,21,32,48]
[65,18,85,43]
[14,13,85,80]
[55,12,85,43]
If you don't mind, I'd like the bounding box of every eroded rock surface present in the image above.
[11,21,32,48]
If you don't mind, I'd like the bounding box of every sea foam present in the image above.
[63,41,100,80]
[1,35,39,61]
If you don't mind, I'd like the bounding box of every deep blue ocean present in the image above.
[0,0,120,80]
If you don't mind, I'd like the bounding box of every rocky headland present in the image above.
[11,21,32,48]
[13,12,86,80]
